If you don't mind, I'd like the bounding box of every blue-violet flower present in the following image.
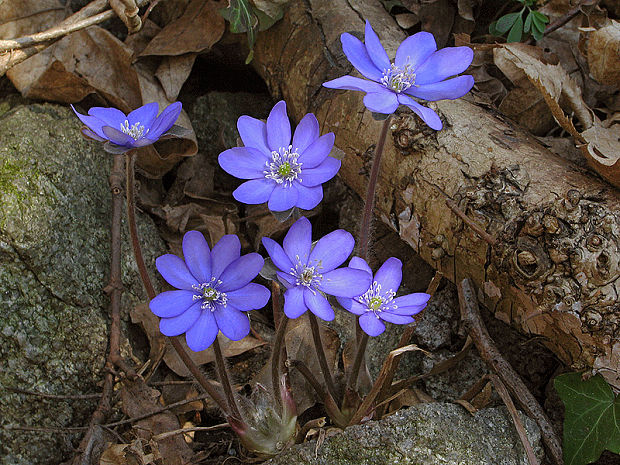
[338,257,430,336]
[262,217,372,321]
[150,231,270,352]
[323,21,474,130]
[71,101,183,152]
[218,101,340,212]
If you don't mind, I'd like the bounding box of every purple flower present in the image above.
[323,21,474,130]
[262,217,372,321]
[218,101,341,212]
[71,101,184,153]
[150,231,270,352]
[338,257,430,336]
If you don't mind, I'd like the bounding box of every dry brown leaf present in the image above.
[155,53,197,101]
[140,0,226,57]
[130,303,265,377]
[161,376,204,415]
[581,122,620,184]
[252,0,291,21]
[121,378,193,465]
[401,0,456,47]
[588,21,620,88]
[0,0,65,38]
[161,202,238,245]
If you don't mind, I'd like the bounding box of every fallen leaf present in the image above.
[161,202,238,246]
[131,303,265,377]
[581,121,620,185]
[587,21,620,88]
[155,53,198,101]
[0,0,65,38]
[140,0,226,57]
[401,0,456,47]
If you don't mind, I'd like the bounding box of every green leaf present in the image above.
[531,10,550,24]
[489,21,501,36]
[507,13,523,42]
[555,373,620,465]
[531,26,544,41]
[496,12,522,34]
[219,0,258,63]
[524,11,532,34]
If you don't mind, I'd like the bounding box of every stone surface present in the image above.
[0,103,165,465]
[266,403,544,465]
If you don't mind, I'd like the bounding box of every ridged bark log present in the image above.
[252,0,620,389]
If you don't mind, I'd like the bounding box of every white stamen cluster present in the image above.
[192,277,227,311]
[264,145,302,187]
[380,62,416,93]
[358,281,397,317]
[289,256,323,294]
[120,119,148,140]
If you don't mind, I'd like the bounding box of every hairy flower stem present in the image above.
[124,151,230,416]
[213,337,243,422]
[358,115,392,262]
[347,332,369,393]
[271,285,289,411]
[307,312,339,402]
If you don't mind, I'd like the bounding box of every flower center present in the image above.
[381,62,416,93]
[358,281,397,316]
[289,256,322,292]
[192,278,227,311]
[264,145,302,187]
[120,119,148,140]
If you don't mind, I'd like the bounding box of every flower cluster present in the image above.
[323,21,474,129]
[218,101,340,212]
[72,101,183,152]
[150,231,269,351]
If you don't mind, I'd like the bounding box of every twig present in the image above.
[458,278,563,465]
[445,199,497,246]
[7,388,100,400]
[539,0,598,39]
[7,425,88,433]
[151,423,229,441]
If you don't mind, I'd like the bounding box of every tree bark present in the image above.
[252,0,620,389]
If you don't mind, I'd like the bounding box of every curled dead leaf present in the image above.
[587,21,620,88]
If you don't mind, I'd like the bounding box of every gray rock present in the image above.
[266,403,544,465]
[0,103,165,465]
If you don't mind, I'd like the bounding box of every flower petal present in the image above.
[262,237,294,272]
[127,102,159,129]
[150,290,198,318]
[102,126,134,147]
[414,47,474,85]
[298,132,335,169]
[364,20,390,71]
[238,115,270,154]
[303,289,334,321]
[393,292,431,308]
[185,310,218,352]
[294,184,323,210]
[363,90,399,114]
[407,75,474,101]
[359,312,385,336]
[148,102,183,140]
[182,230,212,283]
[340,32,383,82]
[268,184,298,212]
[218,253,264,292]
[348,256,372,275]
[391,304,427,316]
[211,235,241,279]
[156,254,199,290]
[277,271,296,288]
[226,283,271,311]
[214,304,250,341]
[283,286,307,319]
[88,106,127,128]
[308,229,355,272]
[322,75,386,93]
[233,179,275,204]
[159,301,202,336]
[395,31,437,69]
[319,268,372,297]
[337,296,352,311]
[71,105,107,139]
[349,299,369,315]
[283,216,312,265]
[299,157,341,187]
[292,113,319,154]
[218,147,268,179]
[266,101,291,151]
[396,94,442,130]
[374,257,403,293]
[379,312,414,325]
[81,128,106,142]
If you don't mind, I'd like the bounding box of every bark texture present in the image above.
[252,0,620,389]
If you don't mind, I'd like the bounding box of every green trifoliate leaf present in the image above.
[524,11,532,34]
[554,373,620,465]
[496,12,522,34]
[507,13,524,42]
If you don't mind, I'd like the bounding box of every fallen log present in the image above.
[252,0,620,389]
